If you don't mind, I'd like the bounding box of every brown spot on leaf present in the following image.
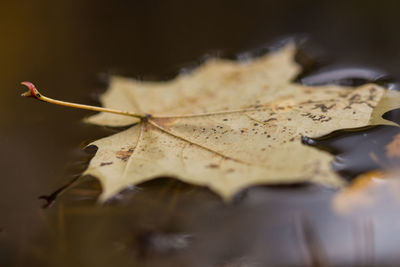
[116,148,135,161]
[264,118,277,123]
[312,103,336,113]
[206,164,219,168]
[344,91,377,110]
[100,162,113,166]
[301,112,332,123]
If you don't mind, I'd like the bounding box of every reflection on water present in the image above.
[302,120,400,181]
[302,66,400,92]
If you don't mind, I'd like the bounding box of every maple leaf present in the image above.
[22,45,398,201]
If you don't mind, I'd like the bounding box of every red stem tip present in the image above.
[21,81,39,98]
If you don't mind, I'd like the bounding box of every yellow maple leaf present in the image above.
[22,45,394,201]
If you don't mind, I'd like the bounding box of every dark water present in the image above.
[3,1,400,266]
[302,122,400,181]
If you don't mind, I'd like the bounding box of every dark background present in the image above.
[2,1,400,266]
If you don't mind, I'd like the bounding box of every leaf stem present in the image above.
[21,82,146,119]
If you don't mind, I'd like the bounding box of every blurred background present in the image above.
[2,1,400,266]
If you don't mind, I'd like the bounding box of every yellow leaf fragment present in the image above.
[332,170,400,215]
[332,170,387,215]
[386,133,400,158]
[84,45,387,201]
